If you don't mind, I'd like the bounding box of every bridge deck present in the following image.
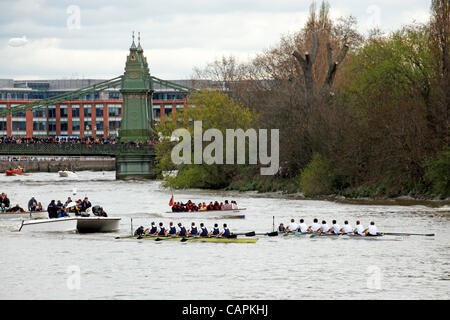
[0,143,155,156]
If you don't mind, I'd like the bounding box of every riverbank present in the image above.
[220,175,450,208]
[0,159,115,172]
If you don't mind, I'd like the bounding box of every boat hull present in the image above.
[163,208,246,219]
[5,168,24,176]
[119,235,258,243]
[19,217,121,233]
[0,211,47,219]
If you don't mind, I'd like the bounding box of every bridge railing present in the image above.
[0,143,155,156]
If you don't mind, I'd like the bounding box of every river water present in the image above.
[0,171,448,300]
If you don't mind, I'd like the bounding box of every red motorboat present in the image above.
[5,167,24,176]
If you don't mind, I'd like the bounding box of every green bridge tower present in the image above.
[116,32,156,180]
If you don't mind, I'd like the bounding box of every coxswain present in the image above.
[134,226,145,236]
[318,220,330,233]
[298,219,308,233]
[176,223,187,237]
[329,220,341,234]
[364,221,377,236]
[278,223,286,233]
[167,222,177,236]
[155,222,167,236]
[187,222,198,236]
[198,223,208,237]
[354,221,365,236]
[340,221,353,234]
[209,223,220,236]
[286,219,298,233]
[218,223,231,238]
[145,222,157,235]
[28,197,38,212]
[307,218,321,232]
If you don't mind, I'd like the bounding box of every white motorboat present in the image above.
[58,170,77,178]
[18,216,121,233]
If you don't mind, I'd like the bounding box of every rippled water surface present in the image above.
[0,171,449,299]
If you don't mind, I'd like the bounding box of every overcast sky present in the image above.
[0,0,431,80]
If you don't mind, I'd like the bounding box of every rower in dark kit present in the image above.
[187,222,198,236]
[218,223,231,238]
[209,223,220,236]
[198,223,208,237]
[167,222,177,235]
[134,226,145,236]
[176,223,187,237]
[145,222,157,235]
[155,222,167,236]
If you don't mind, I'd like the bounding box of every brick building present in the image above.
[0,78,197,138]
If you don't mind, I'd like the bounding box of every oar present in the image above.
[233,231,256,237]
[252,231,278,237]
[380,232,435,237]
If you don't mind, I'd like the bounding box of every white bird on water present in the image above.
[8,36,28,47]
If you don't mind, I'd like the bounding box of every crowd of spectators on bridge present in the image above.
[0,136,156,147]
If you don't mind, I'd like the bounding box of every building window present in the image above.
[84,105,92,117]
[108,104,121,117]
[72,119,80,131]
[96,120,103,131]
[33,121,47,131]
[60,105,68,118]
[72,105,80,117]
[48,119,56,132]
[0,104,7,116]
[153,108,161,119]
[12,121,27,131]
[96,105,104,117]
[108,120,121,130]
[48,106,56,118]
[84,119,92,131]
[0,120,6,131]
[60,120,68,131]
[164,106,172,119]
[33,108,47,118]
[12,111,26,117]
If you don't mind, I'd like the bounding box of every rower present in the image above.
[187,222,198,236]
[298,219,308,233]
[318,220,330,233]
[145,222,157,235]
[354,221,365,236]
[286,219,298,233]
[209,223,220,236]
[340,221,353,234]
[198,223,208,237]
[155,222,167,236]
[176,223,187,237]
[364,221,377,236]
[134,226,145,236]
[167,222,177,236]
[330,220,341,234]
[278,223,286,233]
[218,223,231,238]
[307,218,321,232]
